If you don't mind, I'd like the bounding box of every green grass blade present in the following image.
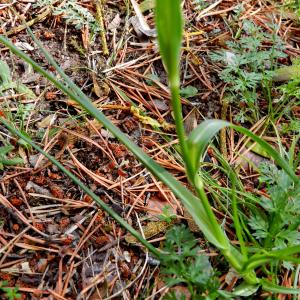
[243,244,300,271]
[187,120,299,183]
[262,279,300,295]
[0,59,12,84]
[0,36,231,251]
[0,117,162,258]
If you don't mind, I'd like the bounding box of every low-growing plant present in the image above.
[34,0,100,37]
[158,205,177,223]
[0,0,299,297]
[248,162,300,269]
[0,145,23,170]
[0,281,21,300]
[161,225,220,299]
[210,20,286,123]
[283,0,300,18]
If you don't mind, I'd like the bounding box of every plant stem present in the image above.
[194,180,230,248]
[170,84,194,181]
[195,178,259,285]
[95,0,109,56]
[222,247,260,285]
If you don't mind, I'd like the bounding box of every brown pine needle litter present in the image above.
[0,0,299,298]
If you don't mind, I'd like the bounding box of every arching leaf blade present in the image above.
[187,120,298,183]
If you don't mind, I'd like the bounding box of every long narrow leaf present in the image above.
[0,36,231,250]
[262,279,300,295]
[155,0,183,86]
[187,120,299,183]
[0,117,162,258]
[242,244,300,271]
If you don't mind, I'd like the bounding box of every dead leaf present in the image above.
[273,65,300,82]
[183,207,200,233]
[26,181,52,197]
[225,268,241,285]
[18,146,28,166]
[146,196,177,218]
[129,0,156,37]
[130,105,173,130]
[108,14,121,31]
[152,99,169,112]
[125,221,172,244]
[235,149,270,170]
[130,16,157,37]
[184,108,199,135]
[37,114,56,128]
[15,41,34,51]
[92,73,101,97]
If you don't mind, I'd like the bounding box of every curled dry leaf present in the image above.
[25,181,52,197]
[37,114,56,128]
[14,41,34,51]
[130,106,173,130]
[124,220,173,244]
[129,0,156,37]
[152,99,169,112]
[273,65,300,82]
[235,149,270,170]
[107,13,121,31]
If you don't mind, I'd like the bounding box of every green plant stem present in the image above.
[171,77,258,285]
[0,34,232,257]
[170,84,194,180]
[229,170,248,260]
[293,265,300,300]
[194,178,229,248]
[193,177,259,284]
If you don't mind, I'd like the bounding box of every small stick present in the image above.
[14,178,36,227]
[95,0,109,56]
[6,8,51,37]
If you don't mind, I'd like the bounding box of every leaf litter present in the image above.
[0,0,299,299]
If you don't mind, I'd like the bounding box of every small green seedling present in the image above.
[0,281,21,300]
[34,0,100,38]
[158,205,177,223]
[0,145,23,170]
[210,21,286,123]
[180,85,198,98]
[160,225,220,299]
